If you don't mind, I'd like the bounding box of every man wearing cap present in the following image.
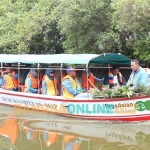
[62,67,85,99]
[127,59,148,87]
[103,65,126,88]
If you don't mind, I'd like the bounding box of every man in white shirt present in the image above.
[103,65,126,88]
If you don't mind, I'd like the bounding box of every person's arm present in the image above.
[12,74,18,79]
[0,78,4,85]
[63,79,78,95]
[103,74,109,85]
[42,80,47,94]
[94,76,104,82]
[122,76,126,85]
[26,78,37,93]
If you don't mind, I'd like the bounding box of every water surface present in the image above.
[0,105,150,150]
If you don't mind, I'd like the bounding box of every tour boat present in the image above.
[0,53,150,122]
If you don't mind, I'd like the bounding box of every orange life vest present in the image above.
[43,75,59,95]
[12,78,18,88]
[82,73,94,89]
[108,71,123,84]
[12,76,18,88]
[4,74,15,90]
[63,75,77,99]
[24,74,38,92]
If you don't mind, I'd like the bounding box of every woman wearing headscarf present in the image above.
[24,69,38,93]
[42,69,59,96]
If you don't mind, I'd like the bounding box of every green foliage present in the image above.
[111,85,134,98]
[101,85,113,98]
[0,0,150,63]
[132,83,147,94]
[92,85,112,99]
[145,86,150,95]
[111,0,150,64]
[0,0,64,54]
[92,89,104,99]
[93,85,134,99]
[53,0,114,54]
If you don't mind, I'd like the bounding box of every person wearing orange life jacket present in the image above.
[3,70,17,91]
[43,131,58,147]
[42,69,59,96]
[11,69,19,90]
[24,69,39,93]
[63,67,81,99]
[103,65,126,88]
[63,67,89,99]
[81,69,104,91]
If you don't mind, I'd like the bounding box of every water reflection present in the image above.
[0,105,150,150]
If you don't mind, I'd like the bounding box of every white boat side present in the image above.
[1,89,150,121]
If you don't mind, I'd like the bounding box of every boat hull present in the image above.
[0,89,150,121]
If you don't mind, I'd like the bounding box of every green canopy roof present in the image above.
[90,53,131,64]
[0,53,131,65]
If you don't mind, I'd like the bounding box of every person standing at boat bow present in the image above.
[24,69,39,93]
[42,69,59,96]
[127,59,148,87]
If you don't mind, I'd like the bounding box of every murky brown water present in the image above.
[0,105,150,150]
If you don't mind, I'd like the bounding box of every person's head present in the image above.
[131,59,140,71]
[112,65,119,75]
[29,69,38,77]
[3,71,9,75]
[11,69,17,76]
[67,67,76,78]
[45,69,55,80]
[45,69,55,77]
[5,68,11,73]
